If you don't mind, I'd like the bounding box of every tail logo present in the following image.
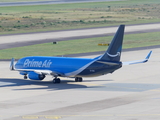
[107,52,120,57]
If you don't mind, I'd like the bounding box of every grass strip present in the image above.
[0,32,160,59]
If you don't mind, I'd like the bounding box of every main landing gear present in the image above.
[53,77,61,83]
[75,77,83,82]
[53,77,83,83]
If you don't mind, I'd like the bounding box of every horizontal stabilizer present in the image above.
[97,61,120,65]
[122,51,152,65]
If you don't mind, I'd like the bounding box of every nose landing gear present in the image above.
[24,75,27,79]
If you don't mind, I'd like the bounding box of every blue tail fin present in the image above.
[100,25,125,62]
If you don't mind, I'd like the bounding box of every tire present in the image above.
[78,77,83,82]
[53,78,61,83]
[75,77,79,82]
[24,75,27,79]
[75,77,83,82]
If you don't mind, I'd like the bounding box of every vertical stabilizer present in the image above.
[100,25,125,62]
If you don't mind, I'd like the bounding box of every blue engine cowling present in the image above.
[28,71,45,80]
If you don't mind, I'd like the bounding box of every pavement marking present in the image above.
[22,116,39,119]
[45,116,62,119]
[2,114,160,119]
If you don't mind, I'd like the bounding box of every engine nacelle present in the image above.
[28,71,45,80]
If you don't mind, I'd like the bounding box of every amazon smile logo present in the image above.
[107,52,120,57]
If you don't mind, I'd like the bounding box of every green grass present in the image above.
[0,0,160,34]
[0,32,160,59]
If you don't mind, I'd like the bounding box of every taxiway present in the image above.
[0,23,160,50]
[0,48,160,120]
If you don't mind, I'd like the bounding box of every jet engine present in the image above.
[28,71,45,80]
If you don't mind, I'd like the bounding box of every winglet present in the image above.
[122,51,152,65]
[10,58,15,70]
[145,50,152,60]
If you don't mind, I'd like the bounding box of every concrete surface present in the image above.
[0,23,160,50]
[0,48,160,120]
[0,23,160,45]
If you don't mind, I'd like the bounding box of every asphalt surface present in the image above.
[0,23,160,50]
[0,0,119,7]
[0,48,160,120]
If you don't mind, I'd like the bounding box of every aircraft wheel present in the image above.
[24,75,27,79]
[53,78,61,84]
[75,77,83,82]
[78,77,83,82]
[75,77,78,82]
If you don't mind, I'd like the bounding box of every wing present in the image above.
[10,58,64,77]
[122,51,152,65]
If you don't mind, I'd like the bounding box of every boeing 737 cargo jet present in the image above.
[10,25,152,83]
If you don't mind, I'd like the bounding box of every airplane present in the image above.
[10,25,152,83]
